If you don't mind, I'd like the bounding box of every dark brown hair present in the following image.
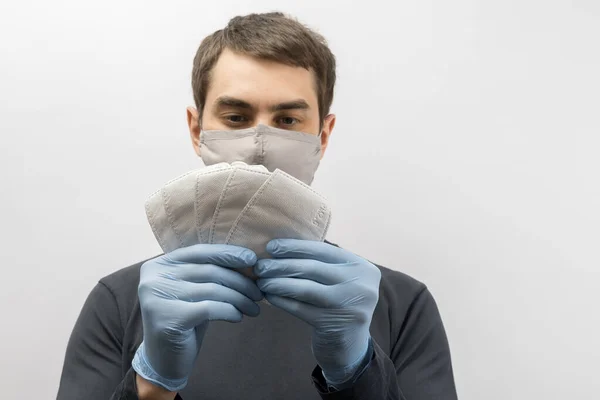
[192,12,336,122]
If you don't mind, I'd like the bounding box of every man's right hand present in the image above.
[131,244,262,394]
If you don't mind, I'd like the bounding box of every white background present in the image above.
[1,0,599,398]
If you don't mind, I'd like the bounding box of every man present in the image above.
[58,12,458,400]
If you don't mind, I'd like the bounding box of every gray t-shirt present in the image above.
[57,250,457,399]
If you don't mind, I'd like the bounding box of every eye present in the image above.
[277,116,299,126]
[226,115,247,123]
[222,114,250,127]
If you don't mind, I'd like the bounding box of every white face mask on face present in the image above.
[199,124,322,185]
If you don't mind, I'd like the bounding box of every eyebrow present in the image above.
[213,96,310,112]
[269,100,310,112]
[214,96,254,111]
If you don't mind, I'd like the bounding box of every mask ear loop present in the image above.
[198,114,203,135]
[318,113,335,137]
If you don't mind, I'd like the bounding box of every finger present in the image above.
[179,300,244,329]
[177,281,261,317]
[264,294,319,327]
[165,244,257,268]
[257,278,334,308]
[254,259,344,285]
[266,240,359,264]
[170,264,263,301]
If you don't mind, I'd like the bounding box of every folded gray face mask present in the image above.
[199,124,322,185]
[144,163,332,282]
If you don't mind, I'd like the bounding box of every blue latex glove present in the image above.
[254,239,381,387]
[132,244,262,392]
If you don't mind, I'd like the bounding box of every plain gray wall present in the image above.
[1,0,599,398]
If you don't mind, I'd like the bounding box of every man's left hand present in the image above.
[254,239,382,386]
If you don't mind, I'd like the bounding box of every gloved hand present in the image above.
[254,239,381,387]
[132,244,263,392]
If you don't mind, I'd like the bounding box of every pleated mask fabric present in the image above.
[225,169,332,259]
[209,162,270,245]
[199,124,322,185]
[144,163,332,279]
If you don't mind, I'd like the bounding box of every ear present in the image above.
[319,114,336,159]
[187,106,201,156]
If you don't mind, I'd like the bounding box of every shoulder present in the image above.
[99,254,161,291]
[328,241,430,312]
[372,262,435,319]
[96,255,160,316]
[376,263,427,301]
[99,259,144,295]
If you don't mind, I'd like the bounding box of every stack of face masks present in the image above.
[144,162,332,277]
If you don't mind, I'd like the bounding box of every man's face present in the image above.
[187,48,335,157]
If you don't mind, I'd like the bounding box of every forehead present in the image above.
[205,48,319,108]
